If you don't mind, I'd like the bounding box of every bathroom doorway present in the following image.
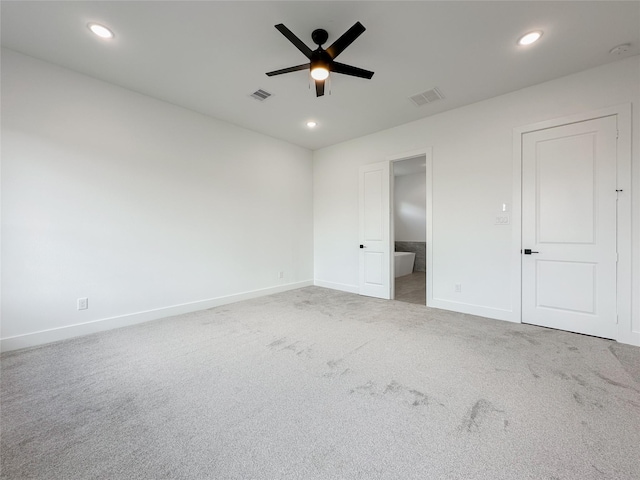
[392,155,427,305]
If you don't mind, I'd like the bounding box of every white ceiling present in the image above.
[2,1,638,150]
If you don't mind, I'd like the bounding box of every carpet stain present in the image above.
[281,342,299,352]
[383,381,402,394]
[351,380,433,409]
[594,372,639,393]
[350,381,376,395]
[324,342,371,377]
[506,331,541,346]
[294,299,334,317]
[17,437,35,448]
[295,346,314,358]
[268,337,286,348]
[574,390,605,410]
[327,359,341,369]
[527,364,541,379]
[324,358,348,378]
[349,341,371,354]
[409,389,428,407]
[382,382,433,408]
[552,369,571,381]
[571,374,589,388]
[460,399,505,433]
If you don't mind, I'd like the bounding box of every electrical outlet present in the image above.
[77,297,88,310]
[455,284,462,293]
[278,271,284,279]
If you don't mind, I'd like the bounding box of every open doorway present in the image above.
[392,155,427,305]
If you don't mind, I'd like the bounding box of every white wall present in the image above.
[313,56,640,345]
[1,50,314,350]
[394,173,426,242]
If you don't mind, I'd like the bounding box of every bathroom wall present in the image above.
[394,171,426,272]
[395,241,425,273]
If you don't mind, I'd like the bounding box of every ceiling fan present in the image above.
[266,22,374,97]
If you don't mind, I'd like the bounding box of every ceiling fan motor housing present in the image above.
[311,29,329,46]
[311,49,332,72]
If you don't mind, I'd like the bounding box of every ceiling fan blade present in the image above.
[274,24,313,59]
[325,21,366,59]
[266,63,310,76]
[331,62,374,79]
[315,79,325,97]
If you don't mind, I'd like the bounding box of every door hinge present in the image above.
[616,314,619,324]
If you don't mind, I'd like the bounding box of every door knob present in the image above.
[523,249,539,255]
[360,245,365,249]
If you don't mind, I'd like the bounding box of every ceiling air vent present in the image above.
[409,87,444,107]
[250,88,272,101]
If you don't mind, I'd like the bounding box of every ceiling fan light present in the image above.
[311,67,329,81]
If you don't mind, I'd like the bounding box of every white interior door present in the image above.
[359,161,391,299]
[522,115,617,339]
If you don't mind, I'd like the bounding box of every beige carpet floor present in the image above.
[2,286,639,479]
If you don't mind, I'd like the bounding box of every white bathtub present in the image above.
[394,252,416,277]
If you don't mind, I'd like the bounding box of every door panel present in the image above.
[363,251,384,286]
[522,115,617,339]
[536,261,596,314]
[537,134,595,244]
[359,162,391,299]
[363,169,384,240]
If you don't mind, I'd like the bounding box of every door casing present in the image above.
[386,148,433,304]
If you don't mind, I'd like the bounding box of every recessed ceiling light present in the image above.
[609,43,630,55]
[517,31,542,46]
[87,23,114,39]
[306,121,317,128]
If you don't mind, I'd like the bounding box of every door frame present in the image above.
[386,147,433,304]
[512,103,633,344]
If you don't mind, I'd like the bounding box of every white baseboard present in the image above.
[0,280,314,353]
[313,279,359,294]
[428,298,518,323]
